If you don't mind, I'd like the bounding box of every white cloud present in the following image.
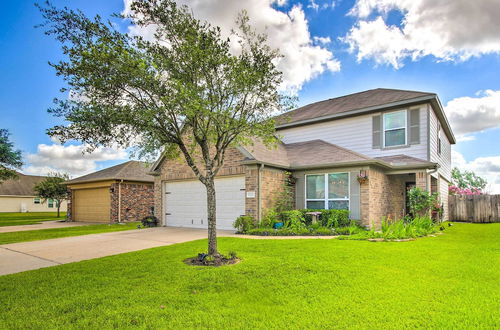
[123,0,340,94]
[344,0,500,68]
[23,144,128,178]
[445,90,500,136]
[313,36,332,45]
[452,150,500,194]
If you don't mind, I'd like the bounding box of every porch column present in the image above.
[415,171,429,191]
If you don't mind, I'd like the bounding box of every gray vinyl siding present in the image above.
[294,167,363,220]
[280,105,428,160]
[429,104,452,181]
[439,175,449,221]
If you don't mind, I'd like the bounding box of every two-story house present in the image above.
[150,88,455,229]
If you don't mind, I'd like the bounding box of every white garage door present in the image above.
[164,176,245,230]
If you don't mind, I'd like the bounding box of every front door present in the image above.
[405,182,416,215]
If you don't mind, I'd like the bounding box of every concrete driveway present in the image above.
[0,227,236,276]
[0,220,93,233]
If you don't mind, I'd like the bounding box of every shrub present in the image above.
[297,209,350,227]
[233,216,255,233]
[245,227,334,236]
[261,209,279,228]
[281,210,306,231]
[407,187,438,218]
[334,222,365,235]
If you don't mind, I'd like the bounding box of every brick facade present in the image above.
[110,182,154,223]
[360,167,428,228]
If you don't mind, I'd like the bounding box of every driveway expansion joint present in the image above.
[0,246,62,265]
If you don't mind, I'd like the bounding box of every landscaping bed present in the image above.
[234,209,440,241]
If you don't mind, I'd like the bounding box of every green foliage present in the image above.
[246,227,333,236]
[0,129,23,183]
[334,222,365,235]
[233,216,255,233]
[281,210,306,231]
[33,172,70,217]
[273,183,295,213]
[261,209,278,228]
[451,167,487,190]
[298,209,350,227]
[342,217,438,241]
[407,187,438,218]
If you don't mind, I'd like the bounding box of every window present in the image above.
[437,123,442,155]
[383,110,407,147]
[306,173,349,210]
[48,199,54,208]
[34,197,40,204]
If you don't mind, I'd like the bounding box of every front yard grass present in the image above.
[0,212,67,227]
[0,222,498,328]
[0,222,139,245]
[0,224,500,329]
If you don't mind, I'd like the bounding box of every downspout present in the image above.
[258,164,264,223]
[118,179,124,223]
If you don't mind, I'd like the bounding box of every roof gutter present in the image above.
[241,159,438,171]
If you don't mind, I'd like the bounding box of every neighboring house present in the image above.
[150,88,455,229]
[0,172,68,213]
[65,161,154,223]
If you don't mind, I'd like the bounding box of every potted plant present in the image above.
[357,171,369,184]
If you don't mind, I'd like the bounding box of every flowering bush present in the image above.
[357,172,369,183]
[449,185,482,195]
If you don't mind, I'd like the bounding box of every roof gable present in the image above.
[0,173,47,196]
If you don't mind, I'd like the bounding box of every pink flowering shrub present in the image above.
[449,185,482,195]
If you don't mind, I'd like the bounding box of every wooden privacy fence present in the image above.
[449,195,500,223]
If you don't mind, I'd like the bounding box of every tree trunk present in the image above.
[57,201,60,218]
[205,178,218,256]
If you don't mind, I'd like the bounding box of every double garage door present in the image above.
[164,176,245,230]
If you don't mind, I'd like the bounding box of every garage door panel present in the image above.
[164,177,245,230]
[73,188,110,223]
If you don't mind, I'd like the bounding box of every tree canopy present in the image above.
[0,129,23,183]
[38,0,291,256]
[451,167,487,193]
[33,172,69,217]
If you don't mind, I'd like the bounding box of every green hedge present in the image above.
[297,209,350,227]
[246,227,334,236]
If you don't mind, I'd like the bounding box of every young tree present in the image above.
[34,173,70,218]
[38,1,291,257]
[0,129,23,183]
[451,167,487,193]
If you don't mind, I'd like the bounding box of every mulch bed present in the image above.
[184,254,240,267]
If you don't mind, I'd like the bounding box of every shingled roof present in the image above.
[275,88,435,127]
[65,161,153,185]
[240,139,436,170]
[0,173,47,196]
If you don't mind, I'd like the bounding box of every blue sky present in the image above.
[1,0,500,191]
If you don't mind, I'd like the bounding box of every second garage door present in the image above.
[73,187,110,223]
[164,176,245,230]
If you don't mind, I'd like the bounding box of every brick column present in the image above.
[415,171,429,191]
[245,165,259,220]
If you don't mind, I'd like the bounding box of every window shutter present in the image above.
[372,115,381,148]
[409,109,420,144]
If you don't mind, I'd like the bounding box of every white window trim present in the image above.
[34,197,41,204]
[305,173,350,210]
[383,109,407,148]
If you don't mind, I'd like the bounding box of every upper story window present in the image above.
[383,110,407,147]
[306,173,349,210]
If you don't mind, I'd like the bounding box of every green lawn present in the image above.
[0,222,139,244]
[0,212,67,227]
[0,223,498,328]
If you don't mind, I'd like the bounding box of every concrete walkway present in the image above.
[0,227,236,276]
[0,221,93,233]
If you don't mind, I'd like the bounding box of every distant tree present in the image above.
[34,173,70,218]
[0,129,23,183]
[450,167,487,194]
[38,0,291,258]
